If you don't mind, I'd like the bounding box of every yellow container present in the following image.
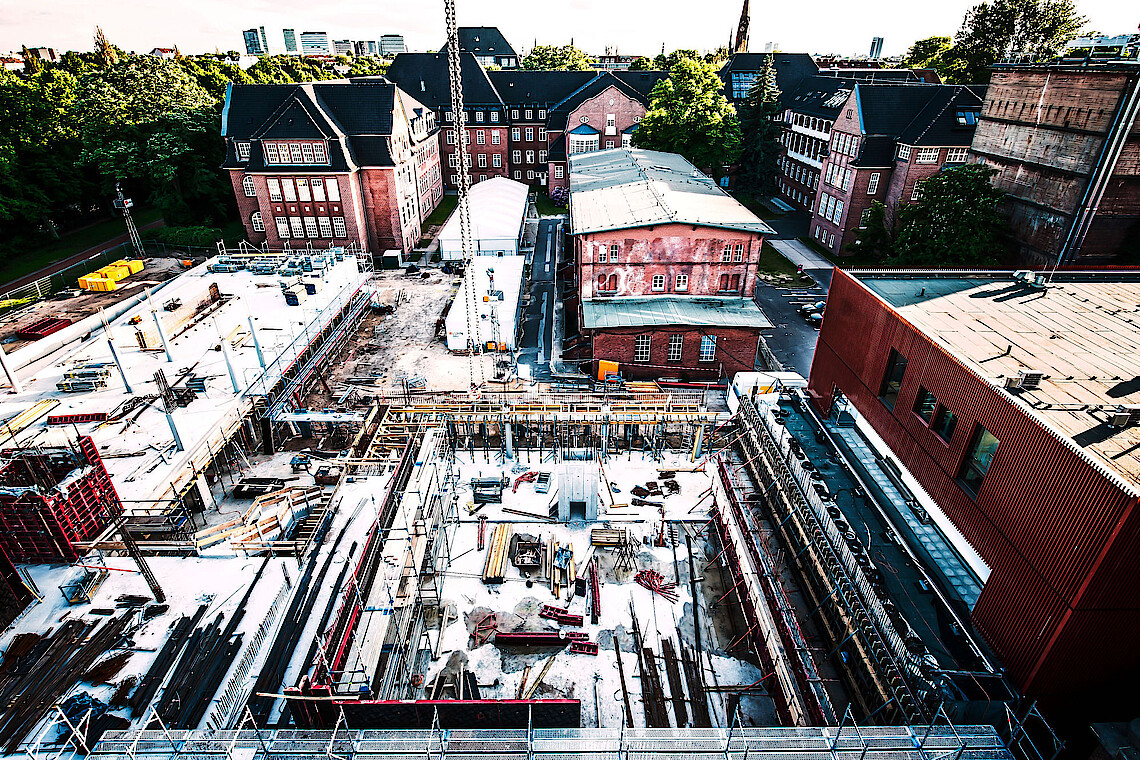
[126,260,144,274]
[102,278,118,291]
[98,265,130,282]
[78,275,95,289]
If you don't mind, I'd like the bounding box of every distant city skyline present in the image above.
[1,0,1133,58]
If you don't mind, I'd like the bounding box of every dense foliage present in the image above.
[904,0,1085,83]
[521,45,595,70]
[0,35,386,248]
[632,58,741,174]
[734,56,782,197]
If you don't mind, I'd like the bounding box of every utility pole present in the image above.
[114,182,145,258]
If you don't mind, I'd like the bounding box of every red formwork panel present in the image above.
[0,436,122,563]
[16,317,72,340]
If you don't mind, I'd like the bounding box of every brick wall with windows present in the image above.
[574,224,764,300]
[589,325,761,380]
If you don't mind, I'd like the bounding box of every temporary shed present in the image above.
[438,177,529,260]
[444,257,525,352]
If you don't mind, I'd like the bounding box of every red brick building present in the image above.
[222,79,443,256]
[808,269,1140,716]
[567,149,774,381]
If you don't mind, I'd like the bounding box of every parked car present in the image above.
[798,300,826,316]
[806,312,823,327]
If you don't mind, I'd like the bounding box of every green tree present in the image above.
[947,0,1085,83]
[521,45,594,70]
[848,201,894,261]
[632,57,741,174]
[891,165,1006,266]
[905,36,953,68]
[628,57,653,71]
[93,26,120,67]
[653,49,699,70]
[734,55,782,197]
[704,46,731,66]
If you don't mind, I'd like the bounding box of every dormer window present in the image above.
[263,141,329,165]
[956,110,978,126]
[237,142,250,160]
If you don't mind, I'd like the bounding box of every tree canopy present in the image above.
[521,45,594,70]
[628,57,653,71]
[652,49,700,70]
[632,58,741,174]
[890,164,1007,266]
[734,56,782,197]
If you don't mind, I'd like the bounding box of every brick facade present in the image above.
[548,85,645,192]
[590,326,761,381]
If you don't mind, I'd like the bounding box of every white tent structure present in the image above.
[438,177,529,261]
[444,257,525,352]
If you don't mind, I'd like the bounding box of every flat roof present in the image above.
[853,270,1140,491]
[568,149,776,237]
[582,296,773,330]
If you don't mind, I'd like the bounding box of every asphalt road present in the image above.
[517,218,558,380]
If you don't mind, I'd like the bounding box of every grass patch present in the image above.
[0,208,164,288]
[423,195,458,227]
[758,242,801,277]
[535,194,567,217]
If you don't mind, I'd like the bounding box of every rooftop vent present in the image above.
[1019,370,1044,389]
[1109,405,1140,428]
[1013,270,1047,289]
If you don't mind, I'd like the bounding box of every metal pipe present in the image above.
[148,290,174,362]
[248,315,267,368]
[215,319,243,394]
[0,345,21,393]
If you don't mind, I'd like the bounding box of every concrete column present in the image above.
[148,291,174,362]
[0,346,21,393]
[107,338,133,394]
[503,416,514,459]
[215,320,243,394]
[248,315,266,368]
[166,411,185,451]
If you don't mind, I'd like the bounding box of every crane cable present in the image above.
[443,0,486,396]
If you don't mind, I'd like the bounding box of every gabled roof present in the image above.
[784,76,859,119]
[613,69,670,97]
[222,83,298,139]
[441,27,518,59]
[896,85,984,147]
[852,136,897,167]
[487,70,596,108]
[718,53,819,101]
[547,73,652,130]
[384,52,504,110]
[569,148,775,236]
[817,68,921,83]
[855,83,945,136]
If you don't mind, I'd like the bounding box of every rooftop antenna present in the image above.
[113,182,144,259]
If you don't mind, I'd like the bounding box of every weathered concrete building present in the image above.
[969,62,1140,265]
[566,149,774,381]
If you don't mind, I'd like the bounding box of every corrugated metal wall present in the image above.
[807,270,1140,698]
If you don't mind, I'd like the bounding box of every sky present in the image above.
[0,0,1134,59]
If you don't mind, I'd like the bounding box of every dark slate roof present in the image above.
[547,72,652,130]
[488,70,595,108]
[784,76,858,119]
[718,53,819,101]
[441,27,518,59]
[855,83,946,136]
[613,70,670,97]
[385,52,504,109]
[222,83,302,139]
[852,136,897,167]
[548,134,567,161]
[895,85,983,147]
[569,124,600,135]
[816,68,921,82]
[346,136,393,166]
[315,81,396,134]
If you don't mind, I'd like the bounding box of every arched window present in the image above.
[251,211,264,232]
[242,175,256,197]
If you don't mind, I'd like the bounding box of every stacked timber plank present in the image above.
[195,486,322,552]
[482,524,512,583]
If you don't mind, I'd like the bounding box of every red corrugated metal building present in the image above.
[807,269,1140,713]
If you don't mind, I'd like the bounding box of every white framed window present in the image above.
[733,243,744,262]
[842,168,852,191]
[622,133,632,148]
[477,130,485,145]
[675,274,688,292]
[525,127,534,141]
[265,143,280,164]
[313,143,327,163]
[318,216,332,237]
[568,134,599,154]
[609,243,619,260]
[251,211,264,232]
[511,109,519,120]
[289,217,304,237]
[668,334,683,362]
[474,111,484,122]
[446,130,455,145]
[699,335,716,362]
[492,153,501,167]
[539,150,547,163]
[828,232,835,247]
[512,127,521,141]
[526,150,534,164]
[267,178,282,202]
[303,216,319,237]
[916,147,939,163]
[538,109,546,119]
[242,175,256,197]
[867,172,880,194]
[947,147,969,163]
[445,110,453,122]
[912,181,924,201]
[634,335,651,363]
[290,143,303,163]
[833,199,844,223]
[652,274,665,291]
[275,216,290,238]
[514,170,522,179]
[326,178,340,201]
[451,174,458,184]
[332,216,346,237]
[296,178,311,202]
[490,111,499,122]
[448,153,458,167]
[491,130,500,145]
[554,165,563,179]
[722,244,732,262]
[282,179,297,202]
[527,170,534,179]
[538,127,546,141]
[606,140,614,149]
[596,245,607,263]
[478,153,487,168]
[237,142,250,160]
[897,144,912,161]
[512,150,522,163]
[301,143,314,163]
[525,109,533,120]
[312,178,326,201]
